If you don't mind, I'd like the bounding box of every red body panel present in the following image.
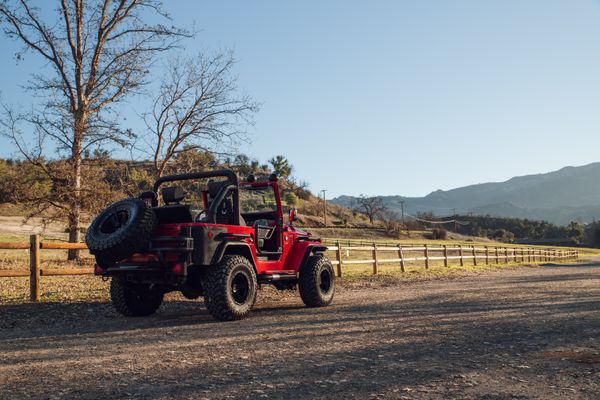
[116,178,322,276]
[153,221,318,274]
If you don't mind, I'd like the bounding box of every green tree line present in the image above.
[440,214,599,246]
[0,152,310,222]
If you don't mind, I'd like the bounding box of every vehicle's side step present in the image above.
[257,273,298,284]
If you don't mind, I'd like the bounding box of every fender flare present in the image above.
[299,244,328,270]
[211,241,257,269]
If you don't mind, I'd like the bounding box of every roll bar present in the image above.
[151,169,241,226]
[152,170,238,193]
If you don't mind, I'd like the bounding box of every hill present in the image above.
[332,162,600,225]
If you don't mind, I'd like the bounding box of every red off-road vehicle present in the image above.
[85,170,334,321]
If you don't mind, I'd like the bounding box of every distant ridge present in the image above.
[331,163,600,225]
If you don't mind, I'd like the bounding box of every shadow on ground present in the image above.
[1,264,599,399]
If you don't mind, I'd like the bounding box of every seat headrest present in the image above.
[162,186,185,204]
[208,180,229,198]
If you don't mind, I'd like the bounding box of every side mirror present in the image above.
[289,208,298,224]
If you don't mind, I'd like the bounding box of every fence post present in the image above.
[424,244,429,269]
[459,245,464,266]
[398,245,405,273]
[505,247,509,264]
[372,243,378,275]
[495,247,499,264]
[485,246,489,265]
[472,245,477,266]
[335,241,343,278]
[443,245,448,267]
[29,234,41,302]
[528,248,532,263]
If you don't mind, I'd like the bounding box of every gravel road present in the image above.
[1,262,599,399]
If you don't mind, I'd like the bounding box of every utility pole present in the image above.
[400,200,409,236]
[452,208,458,232]
[321,189,327,227]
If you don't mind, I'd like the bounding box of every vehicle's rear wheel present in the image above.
[203,255,258,321]
[299,254,335,307]
[110,276,164,317]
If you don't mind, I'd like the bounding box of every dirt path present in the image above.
[1,263,599,399]
[0,216,67,238]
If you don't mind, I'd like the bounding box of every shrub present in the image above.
[425,228,447,240]
[284,192,299,207]
[431,228,448,240]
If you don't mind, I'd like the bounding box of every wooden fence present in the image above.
[0,235,90,302]
[0,235,579,302]
[325,242,579,277]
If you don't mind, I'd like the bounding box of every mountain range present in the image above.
[331,163,600,225]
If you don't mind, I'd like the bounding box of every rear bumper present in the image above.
[95,228,194,277]
[104,264,165,274]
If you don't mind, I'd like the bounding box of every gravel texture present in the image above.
[1,261,599,399]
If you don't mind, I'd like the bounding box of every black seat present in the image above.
[153,185,193,224]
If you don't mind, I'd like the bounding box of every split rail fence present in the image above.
[325,241,578,278]
[0,234,579,302]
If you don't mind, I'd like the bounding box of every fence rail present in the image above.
[0,235,579,302]
[325,241,579,277]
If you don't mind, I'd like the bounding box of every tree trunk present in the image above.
[67,112,84,260]
[67,196,81,260]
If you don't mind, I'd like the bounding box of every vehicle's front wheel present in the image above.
[299,254,335,307]
[110,276,164,317]
[203,255,258,321]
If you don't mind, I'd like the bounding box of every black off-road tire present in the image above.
[110,276,164,317]
[85,198,157,265]
[299,254,335,307]
[203,255,258,321]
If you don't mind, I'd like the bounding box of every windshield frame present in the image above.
[239,181,283,218]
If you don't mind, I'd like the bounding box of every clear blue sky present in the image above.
[1,0,600,198]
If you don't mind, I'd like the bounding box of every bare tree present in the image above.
[142,51,259,179]
[357,195,386,224]
[379,208,400,233]
[0,0,189,258]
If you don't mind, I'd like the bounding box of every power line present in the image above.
[404,213,470,226]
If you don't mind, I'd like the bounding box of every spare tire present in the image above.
[85,198,157,264]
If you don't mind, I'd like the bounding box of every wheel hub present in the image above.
[319,269,332,293]
[231,272,250,304]
[100,210,130,234]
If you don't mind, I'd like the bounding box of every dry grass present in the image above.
[0,232,596,305]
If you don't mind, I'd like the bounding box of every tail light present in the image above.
[172,263,183,275]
